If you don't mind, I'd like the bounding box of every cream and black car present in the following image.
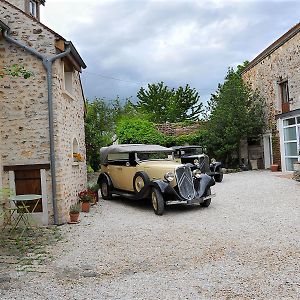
[98,144,215,215]
[172,145,224,182]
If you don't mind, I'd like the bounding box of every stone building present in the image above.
[242,22,300,171]
[0,0,87,224]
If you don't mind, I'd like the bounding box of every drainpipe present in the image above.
[3,30,71,225]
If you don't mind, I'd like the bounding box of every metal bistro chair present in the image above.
[0,188,18,230]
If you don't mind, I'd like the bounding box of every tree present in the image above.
[116,116,165,145]
[206,62,266,167]
[85,98,135,170]
[0,64,32,79]
[136,82,203,123]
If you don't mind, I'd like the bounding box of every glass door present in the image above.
[283,117,299,171]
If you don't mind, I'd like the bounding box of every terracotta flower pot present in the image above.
[270,164,279,172]
[81,201,90,212]
[69,212,79,223]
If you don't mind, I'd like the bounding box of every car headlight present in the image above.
[194,159,199,165]
[192,169,201,178]
[164,172,175,182]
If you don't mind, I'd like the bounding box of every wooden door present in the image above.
[14,169,42,212]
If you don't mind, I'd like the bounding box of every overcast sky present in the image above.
[41,0,300,104]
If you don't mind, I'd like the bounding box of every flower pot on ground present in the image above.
[270,164,279,172]
[69,204,80,222]
[81,201,90,213]
[78,190,94,212]
[87,183,99,205]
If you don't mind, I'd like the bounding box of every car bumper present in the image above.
[166,193,216,205]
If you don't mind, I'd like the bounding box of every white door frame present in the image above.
[263,133,273,169]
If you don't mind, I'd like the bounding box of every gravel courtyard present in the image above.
[0,171,299,299]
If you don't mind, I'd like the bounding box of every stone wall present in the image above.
[242,30,300,114]
[156,122,202,137]
[5,0,25,11]
[242,27,300,168]
[0,1,87,224]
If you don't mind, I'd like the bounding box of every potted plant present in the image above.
[87,183,99,205]
[69,203,80,223]
[78,190,94,212]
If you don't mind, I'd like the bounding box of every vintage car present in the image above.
[172,145,223,182]
[98,144,215,215]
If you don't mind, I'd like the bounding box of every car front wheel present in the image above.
[133,171,150,193]
[200,187,211,207]
[151,187,165,215]
[214,171,223,182]
[100,179,112,200]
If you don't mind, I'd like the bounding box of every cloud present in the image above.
[41,0,300,103]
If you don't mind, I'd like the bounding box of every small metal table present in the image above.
[9,194,42,233]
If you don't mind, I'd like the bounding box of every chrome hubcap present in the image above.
[102,183,108,197]
[151,192,158,211]
[135,176,144,192]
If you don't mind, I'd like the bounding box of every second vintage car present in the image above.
[98,144,215,215]
[172,145,224,182]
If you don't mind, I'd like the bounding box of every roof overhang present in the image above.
[242,22,300,75]
[275,108,300,120]
[1,19,86,72]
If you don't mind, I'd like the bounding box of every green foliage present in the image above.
[0,188,14,199]
[87,165,94,173]
[69,204,80,214]
[116,115,208,148]
[169,130,208,147]
[205,62,266,166]
[85,97,136,170]
[136,82,204,123]
[0,64,33,79]
[87,184,99,193]
[116,116,165,144]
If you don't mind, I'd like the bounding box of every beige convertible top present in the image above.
[100,144,172,164]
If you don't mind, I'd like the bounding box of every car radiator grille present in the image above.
[175,165,196,200]
[197,155,210,173]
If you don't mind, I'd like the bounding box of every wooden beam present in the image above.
[55,39,65,52]
[3,164,51,171]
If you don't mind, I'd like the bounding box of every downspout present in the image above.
[3,30,71,225]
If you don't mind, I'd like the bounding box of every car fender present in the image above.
[150,180,170,194]
[98,172,113,188]
[210,161,222,172]
[198,173,215,197]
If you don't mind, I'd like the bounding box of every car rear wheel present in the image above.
[151,188,165,215]
[200,187,211,207]
[133,171,150,193]
[100,179,112,200]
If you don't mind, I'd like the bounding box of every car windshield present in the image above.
[136,152,172,161]
[181,147,203,156]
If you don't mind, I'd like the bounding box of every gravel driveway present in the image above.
[1,171,299,299]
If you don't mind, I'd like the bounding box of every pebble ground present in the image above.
[0,170,299,299]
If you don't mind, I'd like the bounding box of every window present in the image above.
[108,153,129,161]
[282,116,300,171]
[279,80,289,103]
[63,61,74,95]
[29,0,37,18]
[72,138,83,162]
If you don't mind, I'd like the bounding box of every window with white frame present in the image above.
[29,0,38,18]
[282,116,300,171]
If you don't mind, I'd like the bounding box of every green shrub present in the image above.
[116,116,165,145]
